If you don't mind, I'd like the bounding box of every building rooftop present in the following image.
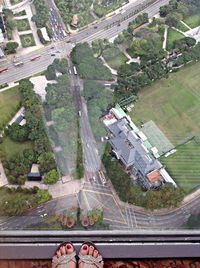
[108,118,162,175]
[147,170,161,183]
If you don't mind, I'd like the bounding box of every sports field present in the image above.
[160,140,200,193]
[130,62,200,146]
[130,62,200,192]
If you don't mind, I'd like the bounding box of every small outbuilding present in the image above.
[27,164,42,181]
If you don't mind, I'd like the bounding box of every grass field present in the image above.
[10,0,23,5]
[130,61,200,146]
[184,13,200,29]
[0,86,21,130]
[166,28,184,51]
[0,137,33,159]
[160,140,200,193]
[176,21,189,32]
[16,19,30,32]
[20,34,35,48]
[14,10,26,16]
[103,46,127,70]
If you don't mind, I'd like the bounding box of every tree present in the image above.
[5,42,19,54]
[6,123,28,142]
[35,189,52,204]
[44,169,59,184]
[45,64,56,80]
[165,12,182,28]
[37,152,56,174]
[92,39,111,58]
[6,19,16,30]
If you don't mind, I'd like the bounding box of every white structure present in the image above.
[40,27,50,42]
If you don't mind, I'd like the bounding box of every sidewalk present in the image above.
[0,162,8,187]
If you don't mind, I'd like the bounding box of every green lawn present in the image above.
[176,21,189,32]
[184,13,200,29]
[166,28,184,51]
[0,137,33,159]
[103,46,128,70]
[0,86,21,131]
[160,140,200,193]
[14,10,26,16]
[10,0,23,5]
[20,34,35,48]
[16,19,30,31]
[130,61,200,146]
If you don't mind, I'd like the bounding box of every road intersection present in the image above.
[1,0,199,232]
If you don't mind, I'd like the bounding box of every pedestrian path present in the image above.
[100,56,117,75]
[162,25,168,50]
[180,20,191,30]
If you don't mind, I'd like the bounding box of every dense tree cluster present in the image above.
[44,169,59,184]
[114,13,149,45]
[83,80,113,140]
[116,57,168,99]
[76,122,84,179]
[160,0,199,27]
[103,145,185,210]
[32,0,50,28]
[44,59,79,175]
[91,39,111,58]
[4,42,19,54]
[0,187,52,216]
[2,79,57,184]
[45,59,69,80]
[37,29,48,45]
[71,43,112,80]
[172,36,196,52]
[172,42,200,67]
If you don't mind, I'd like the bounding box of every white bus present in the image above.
[73,65,77,75]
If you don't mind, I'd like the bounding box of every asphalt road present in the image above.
[68,59,102,181]
[0,181,199,231]
[0,0,199,231]
[0,0,170,85]
[0,42,72,84]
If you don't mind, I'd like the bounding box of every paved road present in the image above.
[70,0,170,43]
[68,60,102,181]
[0,180,199,230]
[1,0,199,231]
[0,0,169,85]
[0,194,78,230]
[0,42,72,84]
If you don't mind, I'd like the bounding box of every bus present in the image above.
[30,55,41,61]
[14,61,24,67]
[0,67,8,74]
[73,65,77,75]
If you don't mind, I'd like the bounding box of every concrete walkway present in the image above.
[172,26,185,36]
[100,55,117,75]
[5,0,29,10]
[0,162,9,187]
[180,20,191,30]
[0,82,19,93]
[162,25,168,50]
[30,75,57,102]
